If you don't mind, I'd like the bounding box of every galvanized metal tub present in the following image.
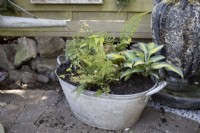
[55,57,167,130]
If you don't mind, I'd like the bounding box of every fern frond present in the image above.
[121,12,149,39]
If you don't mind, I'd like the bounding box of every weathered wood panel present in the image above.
[21,11,72,20]
[0,0,154,38]
[73,12,126,20]
[14,0,153,12]
[0,18,152,38]
[30,0,103,4]
[0,30,152,38]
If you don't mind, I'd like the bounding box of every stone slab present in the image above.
[39,90,60,106]
[15,104,47,124]
[0,90,45,106]
[8,124,37,133]
[0,104,23,123]
[35,106,73,128]
[131,107,200,133]
[0,90,199,133]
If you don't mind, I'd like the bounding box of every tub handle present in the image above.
[146,81,167,96]
[57,55,66,65]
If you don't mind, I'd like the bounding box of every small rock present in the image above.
[14,37,37,66]
[9,70,21,82]
[35,58,58,79]
[36,36,65,58]
[0,44,16,71]
[9,70,36,84]
[21,65,33,72]
[0,71,9,82]
[30,60,37,70]
[37,74,49,83]
[50,71,57,81]
[21,72,35,84]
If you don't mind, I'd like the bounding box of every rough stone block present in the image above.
[0,44,16,71]
[35,58,58,78]
[14,37,37,66]
[36,36,65,58]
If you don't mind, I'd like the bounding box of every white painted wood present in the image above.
[30,0,103,4]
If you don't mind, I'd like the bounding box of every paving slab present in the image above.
[36,126,65,133]
[0,89,199,133]
[0,104,23,123]
[39,90,60,106]
[9,123,37,133]
[35,106,73,128]
[15,104,47,124]
[0,90,45,106]
[131,107,200,133]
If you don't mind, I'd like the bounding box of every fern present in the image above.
[121,12,149,39]
[66,35,120,95]
[71,50,119,94]
[116,12,149,51]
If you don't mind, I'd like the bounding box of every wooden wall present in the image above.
[0,0,154,38]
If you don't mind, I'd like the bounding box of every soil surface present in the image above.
[56,63,154,95]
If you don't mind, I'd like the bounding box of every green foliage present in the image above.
[116,12,149,51]
[64,12,148,95]
[107,42,183,80]
[66,35,120,95]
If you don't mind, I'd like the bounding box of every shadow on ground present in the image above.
[0,88,199,133]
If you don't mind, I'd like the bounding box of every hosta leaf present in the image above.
[133,49,144,58]
[149,45,164,56]
[151,62,183,78]
[138,43,148,61]
[107,53,125,61]
[124,74,132,81]
[121,68,143,79]
[132,57,143,64]
[149,72,159,79]
[124,63,133,68]
[59,75,65,78]
[124,51,135,62]
[147,42,155,50]
[133,59,144,67]
[150,55,165,62]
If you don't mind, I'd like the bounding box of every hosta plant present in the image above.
[107,42,183,80]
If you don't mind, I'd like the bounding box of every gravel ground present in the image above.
[148,100,200,123]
